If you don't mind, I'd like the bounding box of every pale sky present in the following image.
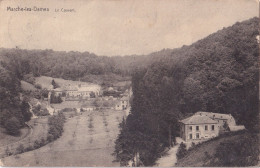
[0,0,258,56]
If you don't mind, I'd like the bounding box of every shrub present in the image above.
[35,84,42,89]
[40,138,46,146]
[191,142,196,149]
[26,145,33,152]
[32,105,49,116]
[5,147,12,156]
[5,117,21,135]
[16,144,25,154]
[176,142,187,159]
[34,140,41,149]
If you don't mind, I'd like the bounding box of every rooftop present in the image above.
[180,114,218,125]
[195,111,233,120]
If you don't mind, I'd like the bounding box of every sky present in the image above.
[0,0,258,56]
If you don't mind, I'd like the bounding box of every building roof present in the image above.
[195,111,233,120]
[180,114,218,125]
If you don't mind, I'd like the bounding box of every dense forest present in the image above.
[0,63,31,134]
[114,17,259,166]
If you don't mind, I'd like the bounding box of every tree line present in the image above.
[114,17,259,166]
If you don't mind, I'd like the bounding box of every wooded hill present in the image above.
[0,47,171,85]
[0,17,259,166]
[113,17,259,166]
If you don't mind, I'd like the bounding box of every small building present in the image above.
[194,112,236,132]
[81,106,95,112]
[115,97,129,110]
[179,114,220,142]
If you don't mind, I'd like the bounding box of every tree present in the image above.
[90,91,95,98]
[21,100,32,122]
[176,142,187,159]
[51,79,59,89]
[16,144,25,154]
[5,117,21,135]
[50,92,62,104]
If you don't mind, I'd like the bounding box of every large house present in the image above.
[179,112,245,142]
[49,84,101,100]
[179,114,220,142]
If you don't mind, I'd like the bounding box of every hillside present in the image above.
[114,17,259,166]
[176,131,259,167]
[0,63,32,133]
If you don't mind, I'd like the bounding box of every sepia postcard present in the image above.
[0,0,259,167]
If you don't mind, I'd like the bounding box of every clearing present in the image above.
[1,109,125,166]
[35,76,95,89]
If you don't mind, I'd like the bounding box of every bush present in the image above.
[40,138,46,146]
[34,140,41,149]
[176,142,187,159]
[47,112,66,141]
[5,117,21,135]
[35,84,42,89]
[5,147,12,156]
[26,145,33,152]
[32,105,50,116]
[16,144,25,154]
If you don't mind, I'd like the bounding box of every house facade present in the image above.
[180,112,245,142]
[179,114,220,142]
[49,84,101,100]
[115,97,129,110]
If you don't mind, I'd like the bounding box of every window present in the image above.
[205,125,208,131]
[189,126,192,131]
[189,134,192,139]
[196,126,199,131]
[196,133,200,139]
[212,125,215,131]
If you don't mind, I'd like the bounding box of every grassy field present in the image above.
[0,117,49,158]
[21,80,37,91]
[1,109,125,166]
[35,76,94,89]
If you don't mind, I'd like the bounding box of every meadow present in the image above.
[1,109,125,166]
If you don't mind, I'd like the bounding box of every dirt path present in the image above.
[1,110,125,166]
[154,137,183,167]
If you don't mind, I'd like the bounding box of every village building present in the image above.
[179,114,220,142]
[115,97,129,110]
[49,83,101,100]
[179,112,245,142]
[81,105,96,112]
